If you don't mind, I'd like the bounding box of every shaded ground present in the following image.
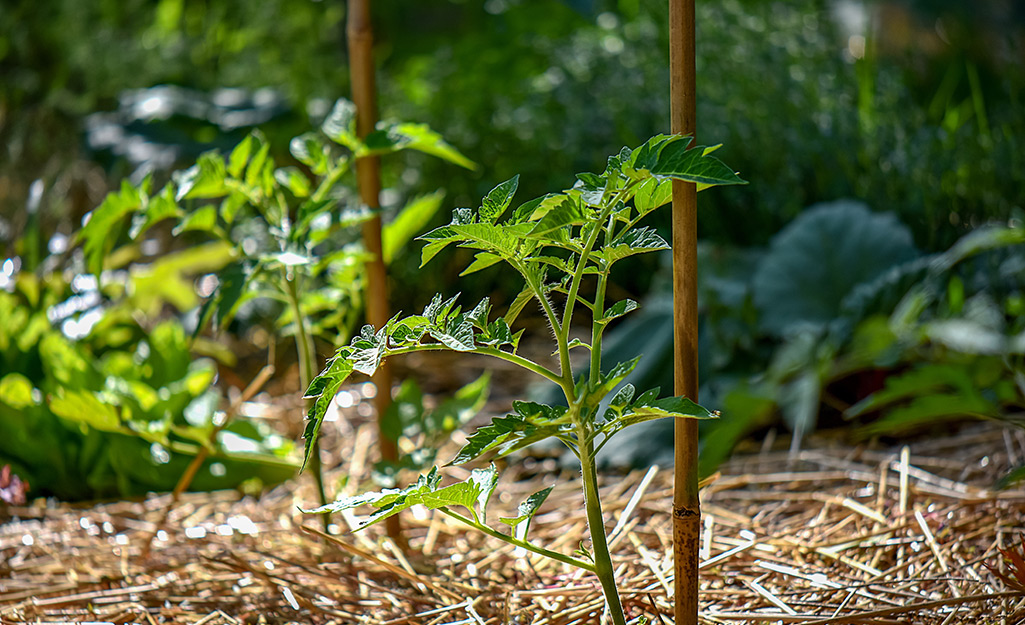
[3,415,1025,624]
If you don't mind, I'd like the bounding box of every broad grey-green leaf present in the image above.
[481,176,519,224]
[753,201,920,336]
[504,285,534,327]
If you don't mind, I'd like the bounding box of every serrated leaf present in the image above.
[600,227,670,266]
[499,486,553,540]
[633,177,673,213]
[504,284,534,327]
[451,222,521,256]
[430,315,475,351]
[467,297,491,328]
[176,151,229,201]
[470,464,499,522]
[481,175,519,224]
[449,415,562,465]
[461,252,504,276]
[650,138,747,189]
[305,466,495,528]
[609,383,636,409]
[302,351,356,472]
[512,193,563,224]
[528,196,587,237]
[601,299,639,323]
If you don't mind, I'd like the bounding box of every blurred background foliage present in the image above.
[1,0,1023,496]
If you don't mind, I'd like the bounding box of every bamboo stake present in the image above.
[669,0,700,624]
[346,0,403,546]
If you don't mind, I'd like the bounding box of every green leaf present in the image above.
[274,166,311,198]
[499,486,553,540]
[289,132,332,176]
[451,222,521,256]
[481,175,519,224]
[49,389,122,432]
[601,299,639,323]
[599,227,669,264]
[383,192,444,264]
[128,184,180,240]
[367,122,476,170]
[305,465,496,528]
[77,179,144,276]
[753,201,920,336]
[0,373,37,409]
[425,373,491,437]
[650,138,747,189]
[504,284,534,327]
[322,99,361,152]
[175,151,229,201]
[302,351,356,472]
[528,195,587,237]
[172,205,218,236]
[461,252,504,276]
[449,414,564,465]
[430,314,475,351]
[228,133,255,178]
[633,177,673,213]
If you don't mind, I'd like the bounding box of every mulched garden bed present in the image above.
[3,413,1025,624]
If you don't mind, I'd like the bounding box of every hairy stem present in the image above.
[438,508,596,573]
[284,272,330,527]
[589,272,609,386]
[578,430,626,625]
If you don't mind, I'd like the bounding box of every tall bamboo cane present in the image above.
[669,0,700,623]
[346,0,403,545]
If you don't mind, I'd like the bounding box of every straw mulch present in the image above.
[3,417,1025,624]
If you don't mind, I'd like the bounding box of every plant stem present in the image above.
[385,344,563,388]
[578,432,627,625]
[589,272,609,386]
[438,508,596,573]
[284,270,330,528]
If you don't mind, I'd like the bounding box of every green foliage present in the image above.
[0,273,294,500]
[303,135,743,624]
[592,208,1025,479]
[77,98,471,349]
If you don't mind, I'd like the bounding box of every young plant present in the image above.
[76,98,473,507]
[302,134,745,623]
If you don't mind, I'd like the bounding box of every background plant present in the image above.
[0,270,295,500]
[42,98,471,501]
[302,134,745,624]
